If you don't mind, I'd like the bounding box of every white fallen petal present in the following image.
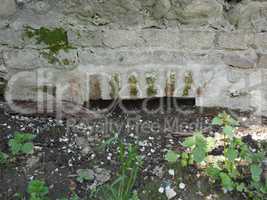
[168,169,175,176]
[158,187,164,193]
[165,187,177,199]
[179,183,186,190]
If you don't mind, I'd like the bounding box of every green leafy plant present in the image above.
[182,132,215,163]
[27,180,49,200]
[59,193,80,200]
[8,132,35,155]
[0,151,8,166]
[99,142,142,200]
[164,150,180,163]
[165,112,267,199]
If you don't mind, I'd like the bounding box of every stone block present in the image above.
[258,54,267,68]
[152,0,171,19]
[218,32,254,50]
[175,0,224,26]
[0,0,16,17]
[141,29,181,49]
[255,33,267,49]
[180,31,215,50]
[223,49,258,69]
[103,30,143,49]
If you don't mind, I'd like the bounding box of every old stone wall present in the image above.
[1,0,267,115]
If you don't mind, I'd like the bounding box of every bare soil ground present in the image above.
[0,99,266,200]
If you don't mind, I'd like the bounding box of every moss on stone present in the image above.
[24,26,73,64]
[109,73,121,98]
[128,75,138,97]
[146,74,157,97]
[183,71,193,96]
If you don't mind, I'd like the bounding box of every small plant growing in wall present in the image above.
[182,71,193,96]
[146,73,157,97]
[8,132,34,155]
[128,74,138,97]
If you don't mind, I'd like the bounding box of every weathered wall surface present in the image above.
[1,0,267,115]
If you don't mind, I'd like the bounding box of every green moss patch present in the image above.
[24,26,74,64]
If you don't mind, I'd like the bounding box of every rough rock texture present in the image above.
[0,0,16,17]
[1,0,267,116]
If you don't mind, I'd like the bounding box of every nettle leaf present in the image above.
[27,180,49,196]
[195,133,207,148]
[192,147,206,163]
[250,164,262,182]
[191,133,207,163]
[236,183,246,192]
[206,166,221,179]
[260,183,267,194]
[0,152,8,165]
[220,172,234,191]
[223,125,234,138]
[228,117,239,126]
[21,143,34,154]
[225,148,238,162]
[165,150,179,163]
[212,116,223,125]
[9,140,22,155]
[182,136,195,148]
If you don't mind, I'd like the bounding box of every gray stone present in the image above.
[152,0,171,19]
[180,31,215,50]
[141,29,181,49]
[3,49,47,70]
[31,1,51,14]
[218,32,254,50]
[223,49,258,69]
[258,54,267,68]
[229,1,267,30]
[103,30,143,49]
[26,155,41,169]
[175,0,224,26]
[3,48,79,70]
[255,33,267,49]
[75,137,92,156]
[0,0,16,17]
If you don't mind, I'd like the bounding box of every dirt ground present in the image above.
[0,99,266,200]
